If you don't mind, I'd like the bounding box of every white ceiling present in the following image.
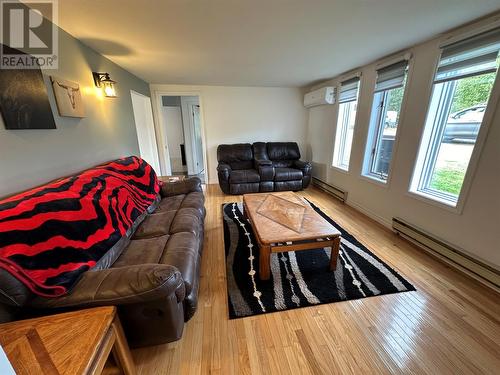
[57,0,500,87]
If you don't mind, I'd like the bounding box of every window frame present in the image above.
[361,57,413,186]
[332,99,358,172]
[408,33,500,213]
[331,74,361,173]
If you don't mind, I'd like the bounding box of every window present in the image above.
[410,28,500,207]
[332,77,360,170]
[362,60,409,182]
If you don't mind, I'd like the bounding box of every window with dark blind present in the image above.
[362,60,410,182]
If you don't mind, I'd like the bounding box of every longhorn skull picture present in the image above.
[50,76,85,118]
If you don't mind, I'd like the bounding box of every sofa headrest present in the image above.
[267,142,300,161]
[252,142,269,161]
[217,144,253,163]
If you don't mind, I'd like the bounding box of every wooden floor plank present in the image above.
[132,185,500,374]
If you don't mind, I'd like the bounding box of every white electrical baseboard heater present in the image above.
[312,178,347,202]
[392,217,500,289]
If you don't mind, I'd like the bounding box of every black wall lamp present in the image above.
[92,72,117,98]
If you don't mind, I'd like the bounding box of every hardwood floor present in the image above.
[132,185,500,374]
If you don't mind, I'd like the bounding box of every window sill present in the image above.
[330,165,350,174]
[359,173,389,188]
[407,189,463,214]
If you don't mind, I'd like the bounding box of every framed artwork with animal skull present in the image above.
[50,76,85,118]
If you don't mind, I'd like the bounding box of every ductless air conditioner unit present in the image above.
[304,87,335,108]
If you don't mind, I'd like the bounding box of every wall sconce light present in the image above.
[92,72,117,98]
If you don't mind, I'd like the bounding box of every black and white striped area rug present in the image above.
[223,201,415,319]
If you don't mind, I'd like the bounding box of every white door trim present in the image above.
[151,89,208,183]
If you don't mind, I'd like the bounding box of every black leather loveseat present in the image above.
[217,142,312,195]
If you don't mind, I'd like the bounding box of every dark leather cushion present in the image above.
[275,180,303,191]
[0,269,33,307]
[259,181,274,192]
[274,167,303,181]
[229,183,260,195]
[161,232,200,296]
[267,142,300,161]
[29,264,186,308]
[229,169,260,183]
[272,160,294,168]
[217,144,253,170]
[230,160,254,170]
[252,142,269,161]
[156,195,185,212]
[160,177,202,198]
[180,192,206,218]
[171,208,203,234]
[113,235,170,267]
[134,211,176,239]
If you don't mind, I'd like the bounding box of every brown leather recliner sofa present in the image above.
[217,142,312,195]
[0,171,205,347]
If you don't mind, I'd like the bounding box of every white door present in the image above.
[181,96,204,175]
[130,91,161,174]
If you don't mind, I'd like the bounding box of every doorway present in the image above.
[130,91,161,174]
[159,95,206,181]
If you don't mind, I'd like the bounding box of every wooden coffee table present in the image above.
[242,192,341,280]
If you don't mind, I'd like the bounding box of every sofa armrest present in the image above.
[253,159,274,181]
[217,163,231,181]
[254,158,272,168]
[29,264,185,309]
[160,177,202,197]
[294,160,312,175]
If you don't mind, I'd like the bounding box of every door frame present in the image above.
[130,90,161,174]
[151,90,208,183]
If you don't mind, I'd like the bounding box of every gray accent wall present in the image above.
[0,26,150,197]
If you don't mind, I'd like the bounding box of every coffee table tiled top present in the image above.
[243,192,340,244]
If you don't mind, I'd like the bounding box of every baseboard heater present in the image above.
[312,177,347,202]
[392,217,500,288]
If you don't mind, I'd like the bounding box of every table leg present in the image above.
[330,236,341,271]
[259,245,271,280]
[242,202,248,220]
[111,318,137,375]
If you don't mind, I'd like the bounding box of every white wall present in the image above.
[150,85,309,183]
[305,17,500,269]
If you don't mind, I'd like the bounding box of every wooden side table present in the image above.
[0,306,136,375]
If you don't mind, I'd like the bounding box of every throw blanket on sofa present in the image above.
[0,156,160,297]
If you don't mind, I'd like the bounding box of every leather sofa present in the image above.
[217,142,312,194]
[0,170,205,348]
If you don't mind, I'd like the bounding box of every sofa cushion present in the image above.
[229,169,260,183]
[229,183,260,195]
[156,195,185,212]
[161,232,200,295]
[217,143,254,170]
[134,211,176,239]
[112,235,170,267]
[170,208,204,235]
[267,142,301,161]
[179,192,206,218]
[274,167,303,182]
[275,180,303,191]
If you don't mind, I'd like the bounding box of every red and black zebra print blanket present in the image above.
[0,156,160,297]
